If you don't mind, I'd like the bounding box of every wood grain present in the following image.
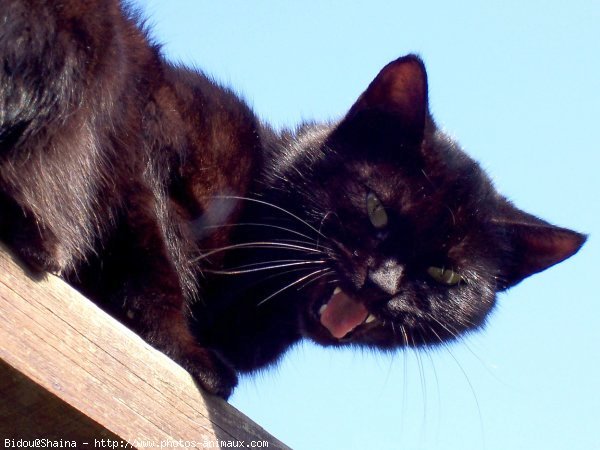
[0,244,289,449]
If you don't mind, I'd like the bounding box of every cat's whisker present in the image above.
[390,320,399,341]
[257,268,330,306]
[397,324,406,347]
[201,221,320,244]
[411,329,429,425]
[237,267,324,294]
[444,340,485,444]
[202,260,327,275]
[425,318,485,443]
[428,313,502,386]
[294,269,336,292]
[210,235,332,253]
[445,205,457,227]
[421,327,443,431]
[448,313,478,332]
[401,325,409,437]
[267,238,334,253]
[194,241,325,262]
[426,317,453,344]
[210,258,319,271]
[420,168,435,188]
[207,195,328,239]
[427,314,460,340]
[316,211,337,251]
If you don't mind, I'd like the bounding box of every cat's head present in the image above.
[261,55,586,349]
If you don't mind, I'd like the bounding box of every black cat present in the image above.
[0,0,585,399]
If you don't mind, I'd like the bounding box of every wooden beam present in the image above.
[0,244,289,449]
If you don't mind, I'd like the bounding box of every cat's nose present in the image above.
[367,258,403,295]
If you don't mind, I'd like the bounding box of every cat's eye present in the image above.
[427,266,463,286]
[366,191,388,229]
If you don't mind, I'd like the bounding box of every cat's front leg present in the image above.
[122,289,238,399]
[102,199,239,399]
[0,192,65,275]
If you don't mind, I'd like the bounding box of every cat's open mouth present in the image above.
[317,287,378,339]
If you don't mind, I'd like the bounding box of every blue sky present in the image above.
[132,1,599,449]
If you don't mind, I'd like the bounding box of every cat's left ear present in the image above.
[346,54,429,145]
[491,202,587,290]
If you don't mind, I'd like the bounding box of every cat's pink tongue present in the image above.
[320,289,368,339]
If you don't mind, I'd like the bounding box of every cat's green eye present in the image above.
[366,191,388,229]
[427,266,463,286]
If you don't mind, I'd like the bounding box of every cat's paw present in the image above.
[15,244,64,275]
[182,350,238,400]
[119,289,238,399]
[1,226,66,276]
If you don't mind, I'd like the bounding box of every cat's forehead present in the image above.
[346,137,485,197]
[348,159,408,189]
[336,130,495,232]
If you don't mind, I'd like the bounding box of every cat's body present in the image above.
[0,0,259,396]
[0,0,585,399]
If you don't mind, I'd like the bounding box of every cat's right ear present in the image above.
[345,54,429,145]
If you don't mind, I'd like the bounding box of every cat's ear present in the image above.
[346,54,428,144]
[491,203,586,290]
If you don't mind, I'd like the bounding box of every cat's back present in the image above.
[0,0,262,276]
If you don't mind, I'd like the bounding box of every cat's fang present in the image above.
[333,287,342,295]
[318,303,328,316]
[365,314,376,324]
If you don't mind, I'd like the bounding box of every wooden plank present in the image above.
[0,359,122,442]
[0,243,289,449]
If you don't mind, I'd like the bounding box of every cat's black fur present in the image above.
[0,0,586,399]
